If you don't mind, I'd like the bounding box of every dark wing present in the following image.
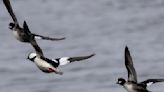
[30,40,44,57]
[68,53,95,63]
[32,33,66,41]
[125,46,138,82]
[23,21,32,34]
[23,21,43,56]
[3,0,19,24]
[24,20,65,41]
[140,79,164,87]
[53,53,95,66]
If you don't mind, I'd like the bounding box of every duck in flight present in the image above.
[27,43,95,75]
[3,0,65,42]
[27,53,95,75]
[3,0,65,56]
[117,46,164,92]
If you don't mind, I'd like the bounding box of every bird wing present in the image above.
[140,79,164,87]
[23,21,32,34]
[32,33,66,41]
[3,0,19,24]
[24,21,66,41]
[68,53,95,62]
[23,21,43,56]
[125,46,138,82]
[30,40,44,57]
[54,53,95,66]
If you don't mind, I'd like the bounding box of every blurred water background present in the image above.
[0,0,164,92]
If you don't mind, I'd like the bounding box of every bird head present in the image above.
[117,78,126,85]
[27,52,37,62]
[9,22,15,30]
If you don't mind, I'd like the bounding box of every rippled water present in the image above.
[0,0,164,92]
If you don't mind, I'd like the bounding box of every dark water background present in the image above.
[0,0,164,92]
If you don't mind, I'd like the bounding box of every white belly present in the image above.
[124,84,135,92]
[34,58,54,70]
[13,31,20,40]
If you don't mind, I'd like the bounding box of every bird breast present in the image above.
[34,58,54,70]
[124,83,135,92]
[13,31,20,40]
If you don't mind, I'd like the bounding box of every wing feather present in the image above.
[3,0,19,24]
[125,46,138,82]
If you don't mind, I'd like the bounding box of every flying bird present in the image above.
[27,52,95,75]
[117,46,164,92]
[3,0,65,56]
[3,0,65,42]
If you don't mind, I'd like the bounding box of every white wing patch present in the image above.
[59,57,70,66]
[35,36,42,40]
[51,59,58,63]
[147,82,153,86]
